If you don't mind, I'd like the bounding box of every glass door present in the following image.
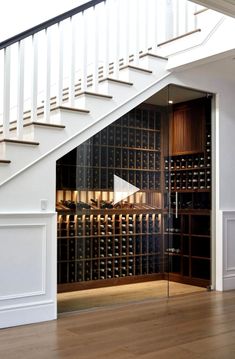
[165,84,212,297]
[56,103,169,314]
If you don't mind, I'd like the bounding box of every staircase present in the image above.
[0,57,169,185]
[0,0,208,186]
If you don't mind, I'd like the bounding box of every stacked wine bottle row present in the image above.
[57,213,161,284]
[56,108,162,191]
[165,152,211,191]
[68,165,161,191]
[75,146,161,170]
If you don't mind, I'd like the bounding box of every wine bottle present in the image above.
[199,156,205,168]
[181,157,186,169]
[165,159,169,170]
[176,159,180,169]
[193,157,199,168]
[187,157,192,168]
[69,222,75,229]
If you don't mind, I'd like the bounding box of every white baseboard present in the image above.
[223,274,235,291]
[0,300,56,329]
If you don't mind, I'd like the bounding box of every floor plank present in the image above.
[57,280,204,312]
[1,290,235,358]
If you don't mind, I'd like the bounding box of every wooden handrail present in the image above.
[0,0,105,50]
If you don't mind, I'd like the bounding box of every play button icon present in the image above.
[113,175,140,205]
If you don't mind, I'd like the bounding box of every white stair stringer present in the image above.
[0,55,169,187]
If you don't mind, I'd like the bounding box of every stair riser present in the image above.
[22,126,67,144]
[118,69,159,89]
[0,143,40,174]
[74,96,115,118]
[98,81,136,103]
[139,57,168,77]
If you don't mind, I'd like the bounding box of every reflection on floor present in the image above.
[57,280,205,313]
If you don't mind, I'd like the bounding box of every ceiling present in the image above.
[145,53,235,106]
[191,0,235,18]
[145,84,208,106]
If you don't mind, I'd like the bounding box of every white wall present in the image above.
[168,57,235,291]
[0,0,90,42]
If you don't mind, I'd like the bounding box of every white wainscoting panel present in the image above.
[223,211,235,290]
[0,224,46,300]
[0,213,57,328]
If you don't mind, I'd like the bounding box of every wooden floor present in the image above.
[1,290,235,358]
[58,281,205,313]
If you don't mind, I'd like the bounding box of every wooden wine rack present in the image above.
[56,100,212,292]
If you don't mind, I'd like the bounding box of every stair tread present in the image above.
[158,28,201,47]
[0,121,66,135]
[75,91,113,99]
[139,53,168,61]
[0,159,11,164]
[99,77,133,86]
[52,106,90,113]
[0,139,40,145]
[24,122,66,129]
[119,65,153,74]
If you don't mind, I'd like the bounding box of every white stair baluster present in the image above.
[125,0,130,66]
[70,16,76,106]
[3,46,11,138]
[194,4,198,30]
[104,0,110,78]
[113,0,120,78]
[144,0,149,53]
[166,0,174,40]
[93,4,99,91]
[135,0,140,65]
[185,0,189,33]
[81,11,88,92]
[154,0,159,49]
[31,33,38,123]
[16,40,25,139]
[45,28,51,122]
[58,22,64,106]
[176,0,180,36]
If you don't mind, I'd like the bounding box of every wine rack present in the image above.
[57,211,161,286]
[164,153,211,192]
[56,107,162,191]
[164,212,211,284]
[56,105,164,292]
[164,105,211,287]
[56,99,212,292]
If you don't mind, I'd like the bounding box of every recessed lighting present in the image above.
[168,100,173,104]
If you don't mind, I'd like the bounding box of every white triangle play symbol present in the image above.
[113,175,140,205]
